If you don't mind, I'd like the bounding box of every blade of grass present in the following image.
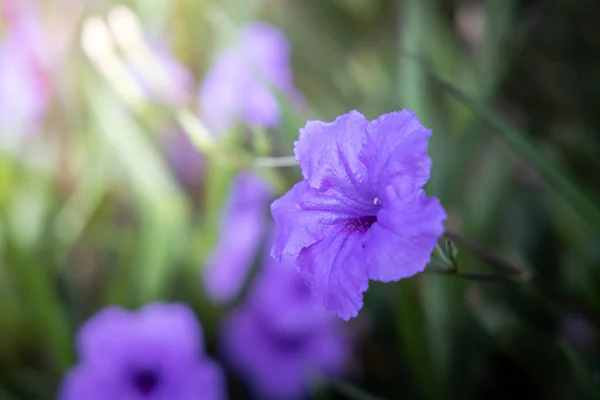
[405,54,600,231]
[83,74,190,303]
[0,214,73,372]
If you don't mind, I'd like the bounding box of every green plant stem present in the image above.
[440,73,600,231]
[403,52,600,231]
[445,230,600,327]
[0,215,73,372]
[426,269,512,283]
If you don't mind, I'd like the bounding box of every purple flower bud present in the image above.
[198,22,301,135]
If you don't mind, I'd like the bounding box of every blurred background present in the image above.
[1,0,600,398]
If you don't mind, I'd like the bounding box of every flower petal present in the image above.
[365,184,446,282]
[240,22,294,91]
[241,78,281,127]
[203,173,272,303]
[77,303,203,364]
[294,110,370,193]
[58,366,118,400]
[361,109,432,193]
[271,180,373,260]
[176,359,227,400]
[297,227,369,320]
[198,50,247,134]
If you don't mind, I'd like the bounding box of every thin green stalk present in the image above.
[445,230,600,327]
[405,53,600,231]
[1,215,73,372]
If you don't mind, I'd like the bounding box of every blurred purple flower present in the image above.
[202,172,273,303]
[129,41,194,105]
[163,129,204,187]
[59,303,226,400]
[222,249,349,399]
[271,110,447,320]
[199,22,301,135]
[0,0,49,149]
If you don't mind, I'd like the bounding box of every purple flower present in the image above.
[128,42,194,105]
[271,110,446,320]
[198,22,301,135]
[0,0,49,149]
[202,173,273,303]
[59,303,226,400]
[163,129,204,187]
[221,249,349,399]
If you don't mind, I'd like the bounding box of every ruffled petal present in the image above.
[271,180,374,260]
[294,110,370,194]
[365,184,446,282]
[297,227,369,320]
[361,109,432,193]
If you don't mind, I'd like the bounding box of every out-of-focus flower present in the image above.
[202,172,273,302]
[0,0,49,150]
[199,22,301,135]
[127,41,194,105]
[271,110,446,320]
[222,248,349,399]
[105,5,194,105]
[59,303,226,400]
[163,129,204,187]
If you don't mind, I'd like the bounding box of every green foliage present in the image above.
[1,0,599,399]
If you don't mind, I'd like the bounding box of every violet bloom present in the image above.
[271,110,447,320]
[0,0,49,150]
[222,250,349,399]
[199,22,300,135]
[59,303,225,400]
[202,173,272,303]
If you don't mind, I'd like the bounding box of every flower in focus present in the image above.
[0,0,49,150]
[59,303,226,400]
[271,110,446,320]
[202,172,273,302]
[222,248,349,399]
[199,22,301,135]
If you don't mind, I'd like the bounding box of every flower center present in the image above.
[272,333,309,353]
[131,368,160,395]
[347,215,378,232]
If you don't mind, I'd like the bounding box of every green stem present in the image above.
[403,52,600,232]
[0,216,73,372]
[426,269,513,283]
[445,230,600,327]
